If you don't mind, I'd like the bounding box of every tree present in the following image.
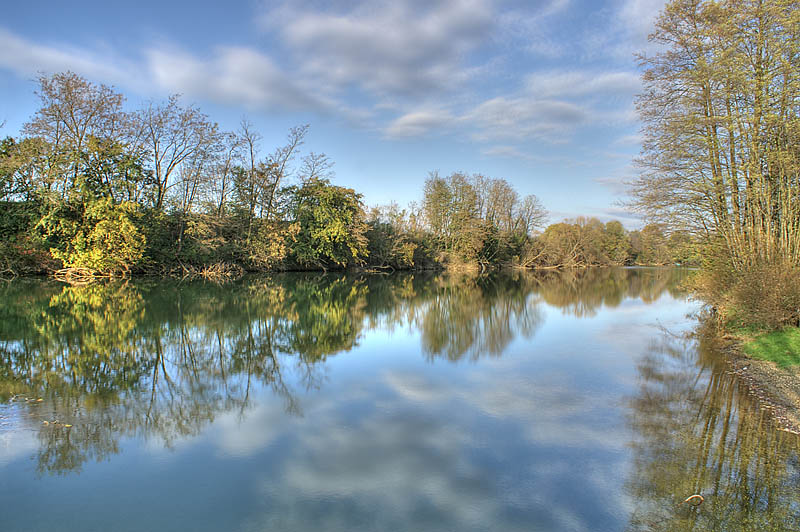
[298,151,334,184]
[366,204,418,269]
[235,118,262,237]
[631,0,800,268]
[136,95,219,211]
[79,136,153,204]
[22,72,129,199]
[264,125,308,220]
[288,178,368,268]
[421,171,485,260]
[517,194,548,235]
[208,132,242,218]
[421,171,453,245]
[632,224,671,265]
[602,220,631,265]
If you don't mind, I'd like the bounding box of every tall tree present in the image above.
[631,0,800,268]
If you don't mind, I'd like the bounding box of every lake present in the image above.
[1,268,798,531]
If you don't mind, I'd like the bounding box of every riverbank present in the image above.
[716,330,800,434]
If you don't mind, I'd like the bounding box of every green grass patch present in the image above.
[742,326,800,367]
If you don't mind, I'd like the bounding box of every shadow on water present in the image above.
[626,326,800,531]
[1,267,689,476]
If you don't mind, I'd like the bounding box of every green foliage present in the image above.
[727,262,800,330]
[247,220,299,270]
[631,224,671,265]
[44,196,145,274]
[631,0,800,332]
[365,210,418,270]
[0,136,15,199]
[289,179,368,268]
[601,221,631,265]
[420,172,547,266]
[79,136,154,204]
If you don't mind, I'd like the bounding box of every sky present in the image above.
[0,0,667,227]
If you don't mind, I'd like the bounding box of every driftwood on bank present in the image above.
[53,267,113,285]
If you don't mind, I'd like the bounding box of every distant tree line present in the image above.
[0,72,696,278]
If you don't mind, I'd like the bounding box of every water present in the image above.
[0,268,798,531]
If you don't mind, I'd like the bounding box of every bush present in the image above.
[696,255,800,330]
[47,198,146,275]
[729,262,800,330]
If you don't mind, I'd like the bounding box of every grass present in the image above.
[742,326,800,368]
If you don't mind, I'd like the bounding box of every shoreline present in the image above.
[0,262,692,282]
[717,334,800,435]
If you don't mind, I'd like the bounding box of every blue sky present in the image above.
[0,0,666,226]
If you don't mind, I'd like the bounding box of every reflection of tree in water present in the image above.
[0,277,369,475]
[413,268,684,361]
[417,272,544,361]
[534,267,687,318]
[626,328,800,531]
[0,267,686,475]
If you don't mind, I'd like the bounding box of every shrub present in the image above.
[47,198,145,275]
[695,254,800,330]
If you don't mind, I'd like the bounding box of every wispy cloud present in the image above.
[481,145,537,160]
[144,46,325,111]
[613,133,644,146]
[466,96,588,142]
[0,0,654,157]
[384,109,454,138]
[261,0,495,99]
[0,28,133,85]
[617,0,668,44]
[525,70,641,99]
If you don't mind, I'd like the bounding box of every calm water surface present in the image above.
[0,268,798,531]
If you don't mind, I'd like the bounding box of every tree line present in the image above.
[631,0,800,330]
[0,72,695,278]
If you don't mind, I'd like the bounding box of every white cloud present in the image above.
[205,401,294,458]
[0,29,324,113]
[481,145,536,160]
[614,133,644,146]
[262,0,495,98]
[0,28,134,86]
[0,427,37,467]
[589,0,668,60]
[144,46,324,111]
[618,0,668,43]
[466,96,588,142]
[384,109,454,138]
[526,70,642,99]
[0,0,652,153]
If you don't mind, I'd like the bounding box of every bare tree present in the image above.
[237,118,262,239]
[135,95,219,210]
[516,194,548,235]
[263,124,308,220]
[298,151,334,183]
[209,132,242,217]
